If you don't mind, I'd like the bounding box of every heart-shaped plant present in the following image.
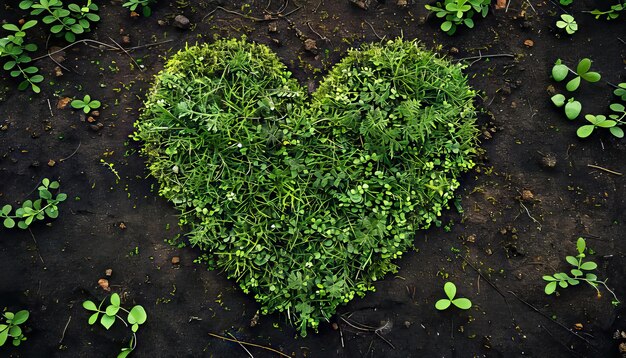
[134,37,480,335]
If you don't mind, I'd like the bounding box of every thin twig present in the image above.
[618,37,625,45]
[202,6,272,22]
[587,164,622,176]
[314,0,324,12]
[108,36,143,72]
[208,333,290,358]
[454,53,515,62]
[58,315,71,344]
[28,228,45,264]
[59,141,81,162]
[32,39,172,63]
[507,290,597,348]
[226,332,254,358]
[306,21,329,42]
[47,99,54,117]
[525,0,537,13]
[364,20,385,41]
[124,40,174,51]
[519,202,542,230]
[540,325,584,357]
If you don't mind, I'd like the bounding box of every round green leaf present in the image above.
[566,76,581,91]
[0,326,8,346]
[610,103,625,112]
[441,21,453,32]
[106,305,119,316]
[82,300,98,311]
[558,280,568,288]
[581,72,601,83]
[88,312,99,325]
[580,261,597,270]
[564,101,581,120]
[452,298,472,310]
[545,281,557,294]
[3,217,15,229]
[8,325,22,337]
[443,282,456,300]
[128,306,147,325]
[551,94,566,107]
[576,58,591,75]
[610,126,624,138]
[576,125,594,138]
[435,299,451,310]
[100,314,115,330]
[12,310,29,325]
[110,293,121,306]
[570,269,583,277]
[565,256,578,266]
[551,63,568,82]
[542,275,556,281]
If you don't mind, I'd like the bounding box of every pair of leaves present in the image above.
[435,282,472,310]
[0,310,29,347]
[551,94,581,120]
[552,58,601,91]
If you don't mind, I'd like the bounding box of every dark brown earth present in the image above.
[1,0,625,357]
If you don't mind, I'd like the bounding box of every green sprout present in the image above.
[435,282,472,310]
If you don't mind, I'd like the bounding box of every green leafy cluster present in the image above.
[134,37,480,335]
[588,0,625,20]
[0,310,29,347]
[435,282,472,310]
[122,0,157,17]
[1,178,67,229]
[425,0,491,35]
[19,0,100,43]
[71,94,101,113]
[543,237,620,306]
[550,58,624,138]
[556,14,577,34]
[83,294,147,358]
[0,21,43,93]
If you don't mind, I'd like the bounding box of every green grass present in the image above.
[134,37,480,335]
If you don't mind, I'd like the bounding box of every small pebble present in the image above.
[171,256,180,264]
[105,269,113,277]
[173,15,190,30]
[47,159,56,167]
[521,189,534,201]
[98,278,110,291]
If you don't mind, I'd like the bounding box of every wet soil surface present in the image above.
[1,0,625,357]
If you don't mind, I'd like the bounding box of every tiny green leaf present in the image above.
[580,261,597,270]
[552,63,568,82]
[88,312,99,325]
[443,282,456,300]
[577,125,594,138]
[100,314,115,330]
[551,94,566,107]
[451,298,472,310]
[435,299,451,310]
[564,101,581,120]
[565,256,578,266]
[576,58,591,75]
[545,281,557,294]
[566,76,581,91]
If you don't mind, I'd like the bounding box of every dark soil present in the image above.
[1,0,625,357]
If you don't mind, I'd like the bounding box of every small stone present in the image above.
[47,159,56,167]
[89,123,103,132]
[54,66,63,77]
[574,323,583,330]
[119,222,126,229]
[130,11,140,18]
[516,272,523,280]
[349,0,371,10]
[397,0,407,5]
[404,321,411,328]
[98,278,110,291]
[466,234,476,243]
[304,38,318,53]
[173,15,190,30]
[105,269,113,277]
[268,22,278,33]
[171,256,180,264]
[483,130,492,139]
[449,47,459,54]
[87,116,96,123]
[546,85,556,95]
[331,322,339,330]
[485,248,493,255]
[619,342,626,353]
[523,39,534,47]
[57,97,72,109]
[495,0,506,9]
[122,35,131,44]
[264,14,273,20]
[91,111,100,117]
[157,19,167,26]
[521,189,534,201]
[540,152,557,169]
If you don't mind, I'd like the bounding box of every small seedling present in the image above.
[552,58,601,91]
[435,282,472,310]
[551,94,581,120]
[19,0,100,43]
[556,14,577,34]
[83,293,147,358]
[0,309,29,347]
[577,114,622,138]
[1,178,67,229]
[543,237,620,305]
[425,0,490,35]
[0,20,43,93]
[614,83,626,101]
[71,94,101,114]
[588,0,625,20]
[122,0,156,17]
[559,0,572,5]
